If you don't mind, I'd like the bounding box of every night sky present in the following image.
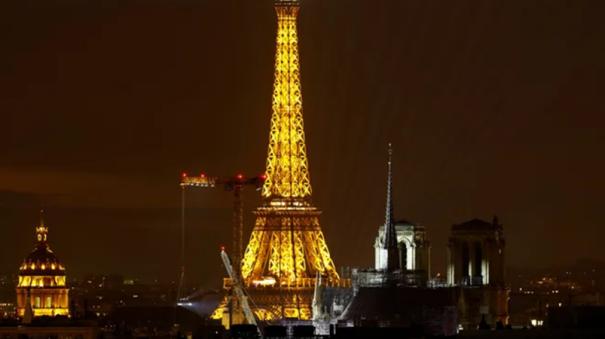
[1,0,604,288]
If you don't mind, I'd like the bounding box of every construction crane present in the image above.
[220,247,258,329]
[177,172,265,301]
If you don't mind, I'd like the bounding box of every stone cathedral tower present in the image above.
[447,217,509,326]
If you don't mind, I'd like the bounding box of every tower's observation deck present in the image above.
[214,0,348,323]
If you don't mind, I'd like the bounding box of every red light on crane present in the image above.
[220,245,226,251]
[236,174,244,180]
[200,173,206,178]
[182,172,188,178]
[260,173,267,180]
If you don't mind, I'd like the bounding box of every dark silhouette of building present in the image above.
[448,217,509,328]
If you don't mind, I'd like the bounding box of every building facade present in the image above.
[16,214,69,318]
[374,220,430,275]
[447,217,509,327]
[447,218,505,287]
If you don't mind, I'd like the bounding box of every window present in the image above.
[462,243,470,279]
[46,296,52,308]
[474,242,483,281]
[399,242,407,270]
[34,296,41,308]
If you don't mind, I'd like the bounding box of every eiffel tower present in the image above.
[213,0,347,323]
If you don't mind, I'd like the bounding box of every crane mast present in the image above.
[221,248,258,328]
[177,172,265,302]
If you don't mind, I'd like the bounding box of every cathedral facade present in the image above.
[374,219,430,276]
[447,217,509,327]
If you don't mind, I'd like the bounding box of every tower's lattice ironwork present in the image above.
[213,0,347,323]
[262,0,311,201]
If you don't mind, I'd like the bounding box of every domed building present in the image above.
[16,213,69,317]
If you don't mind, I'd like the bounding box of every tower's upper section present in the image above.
[261,0,312,202]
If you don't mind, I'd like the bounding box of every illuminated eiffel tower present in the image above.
[213,0,347,323]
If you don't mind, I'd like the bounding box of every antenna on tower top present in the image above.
[39,209,45,226]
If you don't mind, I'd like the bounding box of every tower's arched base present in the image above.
[211,279,351,328]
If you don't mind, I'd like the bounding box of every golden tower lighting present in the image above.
[214,0,348,323]
[16,212,69,318]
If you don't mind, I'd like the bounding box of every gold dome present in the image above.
[18,212,66,278]
[19,240,66,277]
[16,212,69,317]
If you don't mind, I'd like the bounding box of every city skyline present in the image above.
[1,0,604,288]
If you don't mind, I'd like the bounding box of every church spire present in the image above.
[383,143,399,271]
[261,0,312,201]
